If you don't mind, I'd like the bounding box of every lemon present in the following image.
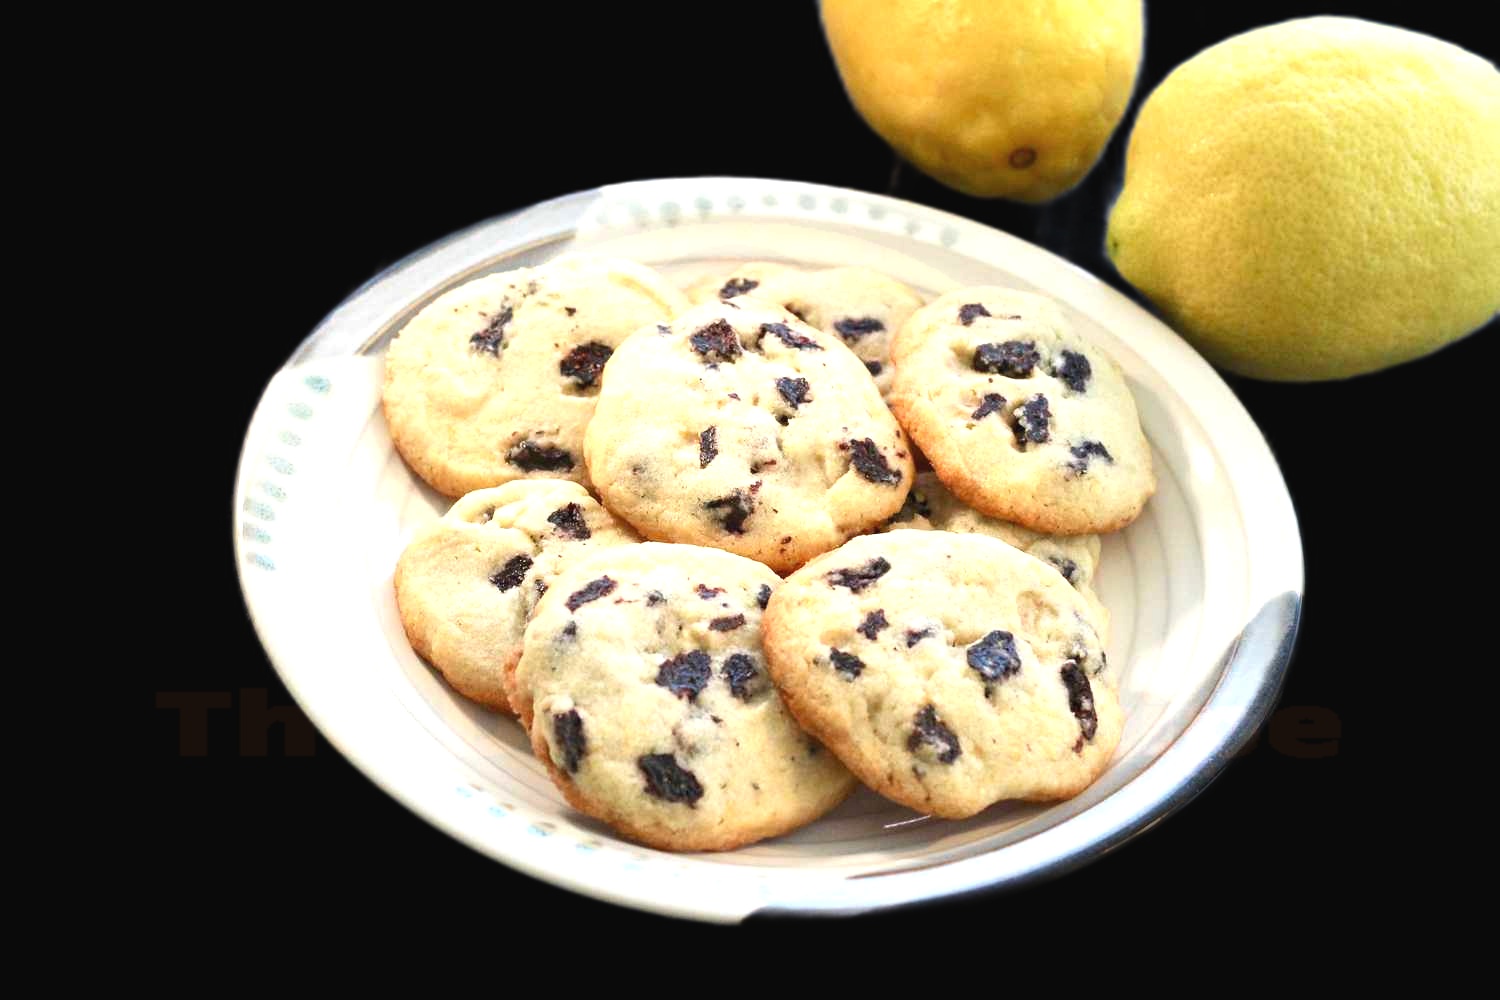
[1108,17,1500,381]
[822,0,1143,202]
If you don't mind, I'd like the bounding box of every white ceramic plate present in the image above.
[233,177,1301,922]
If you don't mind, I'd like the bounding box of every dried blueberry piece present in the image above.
[849,438,901,485]
[973,340,1039,377]
[829,648,864,679]
[1067,440,1113,475]
[507,440,575,472]
[710,614,746,632]
[1061,662,1098,746]
[908,705,961,764]
[639,753,703,805]
[719,277,758,300]
[1013,395,1051,447]
[756,584,772,609]
[547,503,591,540]
[834,316,884,341]
[1048,556,1080,585]
[699,426,718,468]
[469,305,512,356]
[489,554,533,592]
[967,630,1021,683]
[560,620,577,638]
[1052,350,1092,393]
[888,489,931,524]
[657,651,712,701]
[958,303,990,326]
[565,576,616,611]
[690,319,742,362]
[865,361,884,376]
[646,590,666,607]
[703,490,755,534]
[695,584,725,599]
[905,627,934,647]
[777,377,811,408]
[760,322,822,351]
[722,653,763,700]
[827,557,890,592]
[558,342,612,388]
[552,709,587,773]
[857,610,889,640]
[971,393,1006,420]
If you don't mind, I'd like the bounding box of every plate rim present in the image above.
[233,175,1303,921]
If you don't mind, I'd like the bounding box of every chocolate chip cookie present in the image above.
[383,255,689,497]
[688,262,925,396]
[585,299,915,573]
[508,542,856,851]
[885,472,1109,638]
[889,287,1155,534]
[762,529,1120,818]
[394,480,639,712]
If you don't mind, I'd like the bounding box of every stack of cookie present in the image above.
[386,254,1154,851]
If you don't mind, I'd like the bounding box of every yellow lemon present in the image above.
[822,0,1143,202]
[1108,17,1500,381]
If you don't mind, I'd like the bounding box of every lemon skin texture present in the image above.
[822,0,1144,203]
[1107,17,1500,381]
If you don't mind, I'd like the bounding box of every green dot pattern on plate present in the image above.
[244,499,275,521]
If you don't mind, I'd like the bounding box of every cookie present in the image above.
[762,530,1120,818]
[393,480,639,712]
[584,299,915,574]
[885,472,1109,636]
[508,542,856,851]
[382,255,689,497]
[688,262,925,396]
[888,287,1155,534]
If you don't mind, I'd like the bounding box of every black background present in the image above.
[149,2,1493,941]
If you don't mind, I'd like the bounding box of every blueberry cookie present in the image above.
[889,287,1154,534]
[688,262,925,396]
[885,472,1109,637]
[382,255,689,497]
[762,530,1120,818]
[508,542,856,851]
[584,299,915,574]
[393,480,639,712]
